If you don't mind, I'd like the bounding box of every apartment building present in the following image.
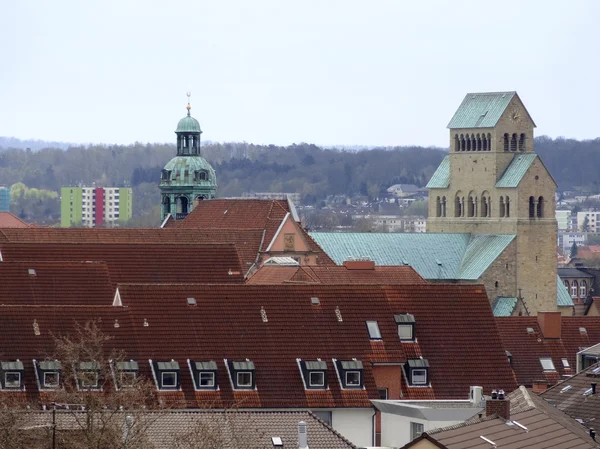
[60,186,132,227]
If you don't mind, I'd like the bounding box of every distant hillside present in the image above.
[0,136,72,151]
[0,135,599,224]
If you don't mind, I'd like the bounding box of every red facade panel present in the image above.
[95,188,104,227]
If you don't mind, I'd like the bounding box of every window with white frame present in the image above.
[237,371,252,387]
[411,422,424,440]
[4,372,21,389]
[309,371,325,387]
[44,372,60,388]
[345,371,361,386]
[562,358,570,368]
[412,369,427,385]
[366,321,382,340]
[540,357,556,371]
[161,372,177,388]
[199,372,215,387]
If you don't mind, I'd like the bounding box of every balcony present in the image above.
[175,213,188,220]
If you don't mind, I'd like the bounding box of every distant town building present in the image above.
[0,186,9,212]
[555,209,571,230]
[60,186,132,228]
[577,211,600,232]
[557,232,586,253]
[386,184,427,198]
[159,94,217,222]
[242,192,301,205]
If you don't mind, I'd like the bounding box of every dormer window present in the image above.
[190,360,218,390]
[78,361,101,390]
[395,314,416,341]
[334,359,364,389]
[151,360,180,390]
[298,359,328,390]
[406,359,430,386]
[227,359,256,390]
[114,360,138,389]
[35,360,61,390]
[1,360,24,390]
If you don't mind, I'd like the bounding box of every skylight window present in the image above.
[562,358,570,368]
[540,357,556,371]
[366,321,382,340]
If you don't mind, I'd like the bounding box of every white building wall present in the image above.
[577,212,600,232]
[331,408,374,448]
[380,413,466,448]
[556,210,572,231]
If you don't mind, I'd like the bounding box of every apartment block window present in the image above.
[411,422,424,440]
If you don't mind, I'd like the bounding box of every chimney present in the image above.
[298,421,308,449]
[343,260,375,270]
[470,386,483,405]
[592,382,597,395]
[532,381,549,394]
[537,311,561,339]
[486,393,510,420]
[590,429,596,441]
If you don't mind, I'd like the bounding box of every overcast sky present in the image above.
[1,0,599,147]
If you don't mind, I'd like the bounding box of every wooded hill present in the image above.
[0,136,599,225]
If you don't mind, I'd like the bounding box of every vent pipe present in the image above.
[592,382,597,395]
[298,421,308,449]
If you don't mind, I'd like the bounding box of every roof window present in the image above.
[406,359,430,386]
[35,359,61,390]
[271,437,283,447]
[114,360,138,389]
[28,268,36,276]
[78,361,101,390]
[298,359,327,390]
[394,313,415,341]
[187,297,197,306]
[526,327,535,335]
[226,359,256,390]
[189,360,218,390]
[366,321,382,340]
[0,360,24,390]
[334,359,363,389]
[540,357,556,371]
[580,327,588,334]
[562,358,570,368]
[311,297,320,306]
[151,359,180,390]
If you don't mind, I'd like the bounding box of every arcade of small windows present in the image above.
[435,196,447,217]
[503,133,526,152]
[454,133,492,151]
[448,193,511,218]
[528,196,545,218]
[566,280,588,299]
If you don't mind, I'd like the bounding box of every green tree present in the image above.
[570,242,578,258]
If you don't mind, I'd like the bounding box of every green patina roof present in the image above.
[447,92,516,129]
[160,156,217,188]
[426,155,450,189]
[495,154,538,188]
[557,275,574,307]
[309,232,514,280]
[491,297,518,317]
[176,115,202,133]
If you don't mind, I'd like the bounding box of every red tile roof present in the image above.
[0,212,32,228]
[0,243,245,285]
[0,261,114,305]
[496,316,600,387]
[248,265,426,285]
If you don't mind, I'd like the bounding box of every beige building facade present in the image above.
[427,92,558,314]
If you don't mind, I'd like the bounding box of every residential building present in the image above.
[558,232,586,253]
[0,186,9,211]
[558,267,594,307]
[60,186,132,227]
[387,184,427,198]
[427,386,597,448]
[0,211,32,228]
[242,191,301,205]
[556,209,572,230]
[578,211,600,232]
[160,95,217,221]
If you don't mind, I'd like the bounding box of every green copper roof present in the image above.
[491,297,518,317]
[557,275,574,307]
[495,154,538,188]
[426,155,450,188]
[309,232,513,280]
[160,156,217,187]
[176,115,202,133]
[447,92,516,129]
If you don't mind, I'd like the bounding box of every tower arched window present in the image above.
[504,134,509,151]
[510,133,517,151]
[537,196,544,218]
[162,196,171,216]
[499,196,505,217]
[571,281,579,298]
[455,134,460,151]
[487,133,492,151]
[481,192,490,218]
[436,197,441,217]
[441,196,447,217]
[468,193,476,217]
[482,135,487,151]
[455,193,463,217]
[460,134,465,151]
[476,134,482,151]
[177,196,189,215]
[581,280,587,298]
[466,135,471,151]
[505,196,510,217]
[564,280,570,289]
[529,196,536,218]
[519,133,526,151]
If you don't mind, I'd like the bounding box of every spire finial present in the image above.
[186,91,191,116]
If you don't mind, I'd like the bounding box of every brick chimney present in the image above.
[343,260,375,270]
[537,311,561,339]
[532,381,549,394]
[486,392,510,420]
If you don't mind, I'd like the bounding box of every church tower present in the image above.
[159,94,217,221]
[427,92,558,314]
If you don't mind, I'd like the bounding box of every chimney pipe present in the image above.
[592,383,597,395]
[590,428,596,441]
[298,421,308,449]
[491,389,498,400]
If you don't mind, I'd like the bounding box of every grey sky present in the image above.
[1,0,599,147]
